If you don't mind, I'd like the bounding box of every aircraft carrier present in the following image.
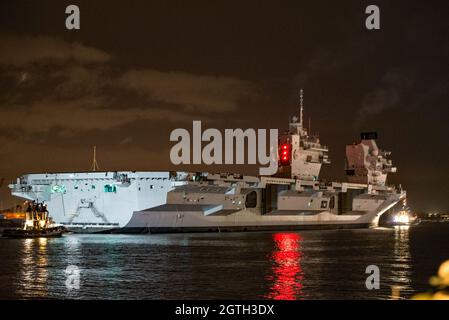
[9,93,406,233]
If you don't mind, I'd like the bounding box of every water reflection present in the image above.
[1,226,443,299]
[391,226,413,298]
[17,238,49,298]
[265,233,304,300]
[63,235,82,297]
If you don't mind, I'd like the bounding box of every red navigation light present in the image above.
[279,143,291,166]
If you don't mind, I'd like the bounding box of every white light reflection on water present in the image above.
[389,226,413,298]
[63,235,82,297]
[16,238,49,298]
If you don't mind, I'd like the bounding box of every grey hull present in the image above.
[120,223,372,234]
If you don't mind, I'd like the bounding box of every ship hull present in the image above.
[123,184,405,234]
[124,202,402,234]
[123,223,372,234]
[2,226,65,238]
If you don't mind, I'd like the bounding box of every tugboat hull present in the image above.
[2,226,65,238]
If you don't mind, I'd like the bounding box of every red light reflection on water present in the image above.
[265,233,303,300]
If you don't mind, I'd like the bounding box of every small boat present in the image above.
[2,226,64,238]
[385,206,420,227]
[2,201,66,238]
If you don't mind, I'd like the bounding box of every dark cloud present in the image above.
[0,33,111,66]
[0,97,208,137]
[355,71,414,127]
[0,33,259,140]
[52,65,107,99]
[116,69,257,113]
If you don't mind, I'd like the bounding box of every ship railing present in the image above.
[61,222,119,226]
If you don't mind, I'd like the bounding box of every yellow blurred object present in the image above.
[429,259,449,288]
[437,260,449,284]
[429,276,440,287]
[432,291,449,300]
[412,259,449,300]
[411,292,449,300]
[411,293,434,300]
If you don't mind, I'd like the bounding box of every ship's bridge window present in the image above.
[321,200,328,208]
[104,184,117,193]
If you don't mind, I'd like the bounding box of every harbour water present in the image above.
[0,223,448,300]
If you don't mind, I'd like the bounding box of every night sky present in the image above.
[0,0,448,212]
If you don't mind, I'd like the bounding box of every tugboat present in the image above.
[2,201,65,238]
[385,200,420,227]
